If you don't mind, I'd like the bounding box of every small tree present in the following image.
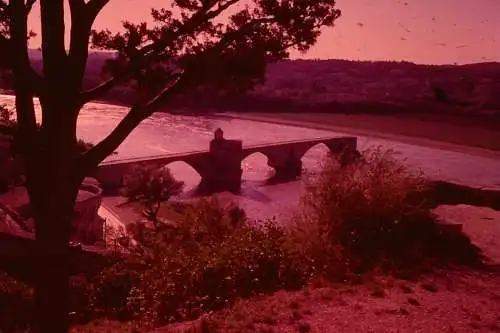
[0,0,341,331]
[121,164,184,227]
[0,103,14,126]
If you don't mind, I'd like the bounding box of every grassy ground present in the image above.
[224,112,500,157]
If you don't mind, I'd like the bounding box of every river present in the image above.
[2,94,500,220]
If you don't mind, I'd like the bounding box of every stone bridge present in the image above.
[94,133,358,194]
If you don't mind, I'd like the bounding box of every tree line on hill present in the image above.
[2,51,500,114]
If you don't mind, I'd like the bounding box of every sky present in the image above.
[26,0,500,65]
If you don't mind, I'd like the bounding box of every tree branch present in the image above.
[68,0,93,89]
[86,0,110,19]
[80,0,240,105]
[26,0,36,13]
[67,0,110,103]
[80,74,189,172]
[0,34,11,69]
[1,2,43,95]
[78,71,124,106]
[40,0,67,92]
[139,0,239,57]
[9,0,37,137]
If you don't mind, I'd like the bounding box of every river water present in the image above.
[2,94,500,220]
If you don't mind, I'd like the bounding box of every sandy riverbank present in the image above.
[221,112,500,160]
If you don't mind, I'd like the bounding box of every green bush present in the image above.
[121,165,184,226]
[112,198,305,328]
[30,197,301,330]
[0,104,15,128]
[126,222,304,328]
[296,147,483,275]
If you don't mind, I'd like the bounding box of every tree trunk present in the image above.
[26,152,82,333]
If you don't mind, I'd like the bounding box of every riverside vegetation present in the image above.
[0,147,486,332]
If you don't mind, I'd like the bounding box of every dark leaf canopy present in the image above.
[91,0,341,95]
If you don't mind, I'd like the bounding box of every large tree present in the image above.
[0,0,340,332]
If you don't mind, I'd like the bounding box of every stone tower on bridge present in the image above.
[204,128,243,193]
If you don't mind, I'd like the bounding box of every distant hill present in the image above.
[2,51,500,115]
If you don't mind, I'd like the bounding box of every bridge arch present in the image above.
[241,152,275,181]
[300,142,333,162]
[160,160,202,192]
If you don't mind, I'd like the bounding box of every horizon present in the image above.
[25,0,500,66]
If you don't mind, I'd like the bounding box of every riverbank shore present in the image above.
[221,112,500,160]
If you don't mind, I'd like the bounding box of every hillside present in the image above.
[2,51,500,115]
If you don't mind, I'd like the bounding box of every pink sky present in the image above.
[27,0,500,65]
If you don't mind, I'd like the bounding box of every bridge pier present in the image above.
[199,131,243,193]
[267,148,303,181]
[324,137,361,167]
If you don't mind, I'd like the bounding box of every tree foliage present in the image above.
[121,164,184,225]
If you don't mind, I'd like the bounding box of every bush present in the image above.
[121,165,184,226]
[167,197,247,243]
[110,198,306,328]
[296,147,483,275]
[0,104,15,128]
[126,223,304,328]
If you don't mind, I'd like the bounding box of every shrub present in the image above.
[0,104,15,127]
[169,197,247,244]
[296,147,483,275]
[126,223,304,328]
[119,198,305,328]
[121,165,184,226]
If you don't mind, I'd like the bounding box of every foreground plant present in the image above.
[121,164,184,227]
[295,147,483,277]
[83,198,302,329]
